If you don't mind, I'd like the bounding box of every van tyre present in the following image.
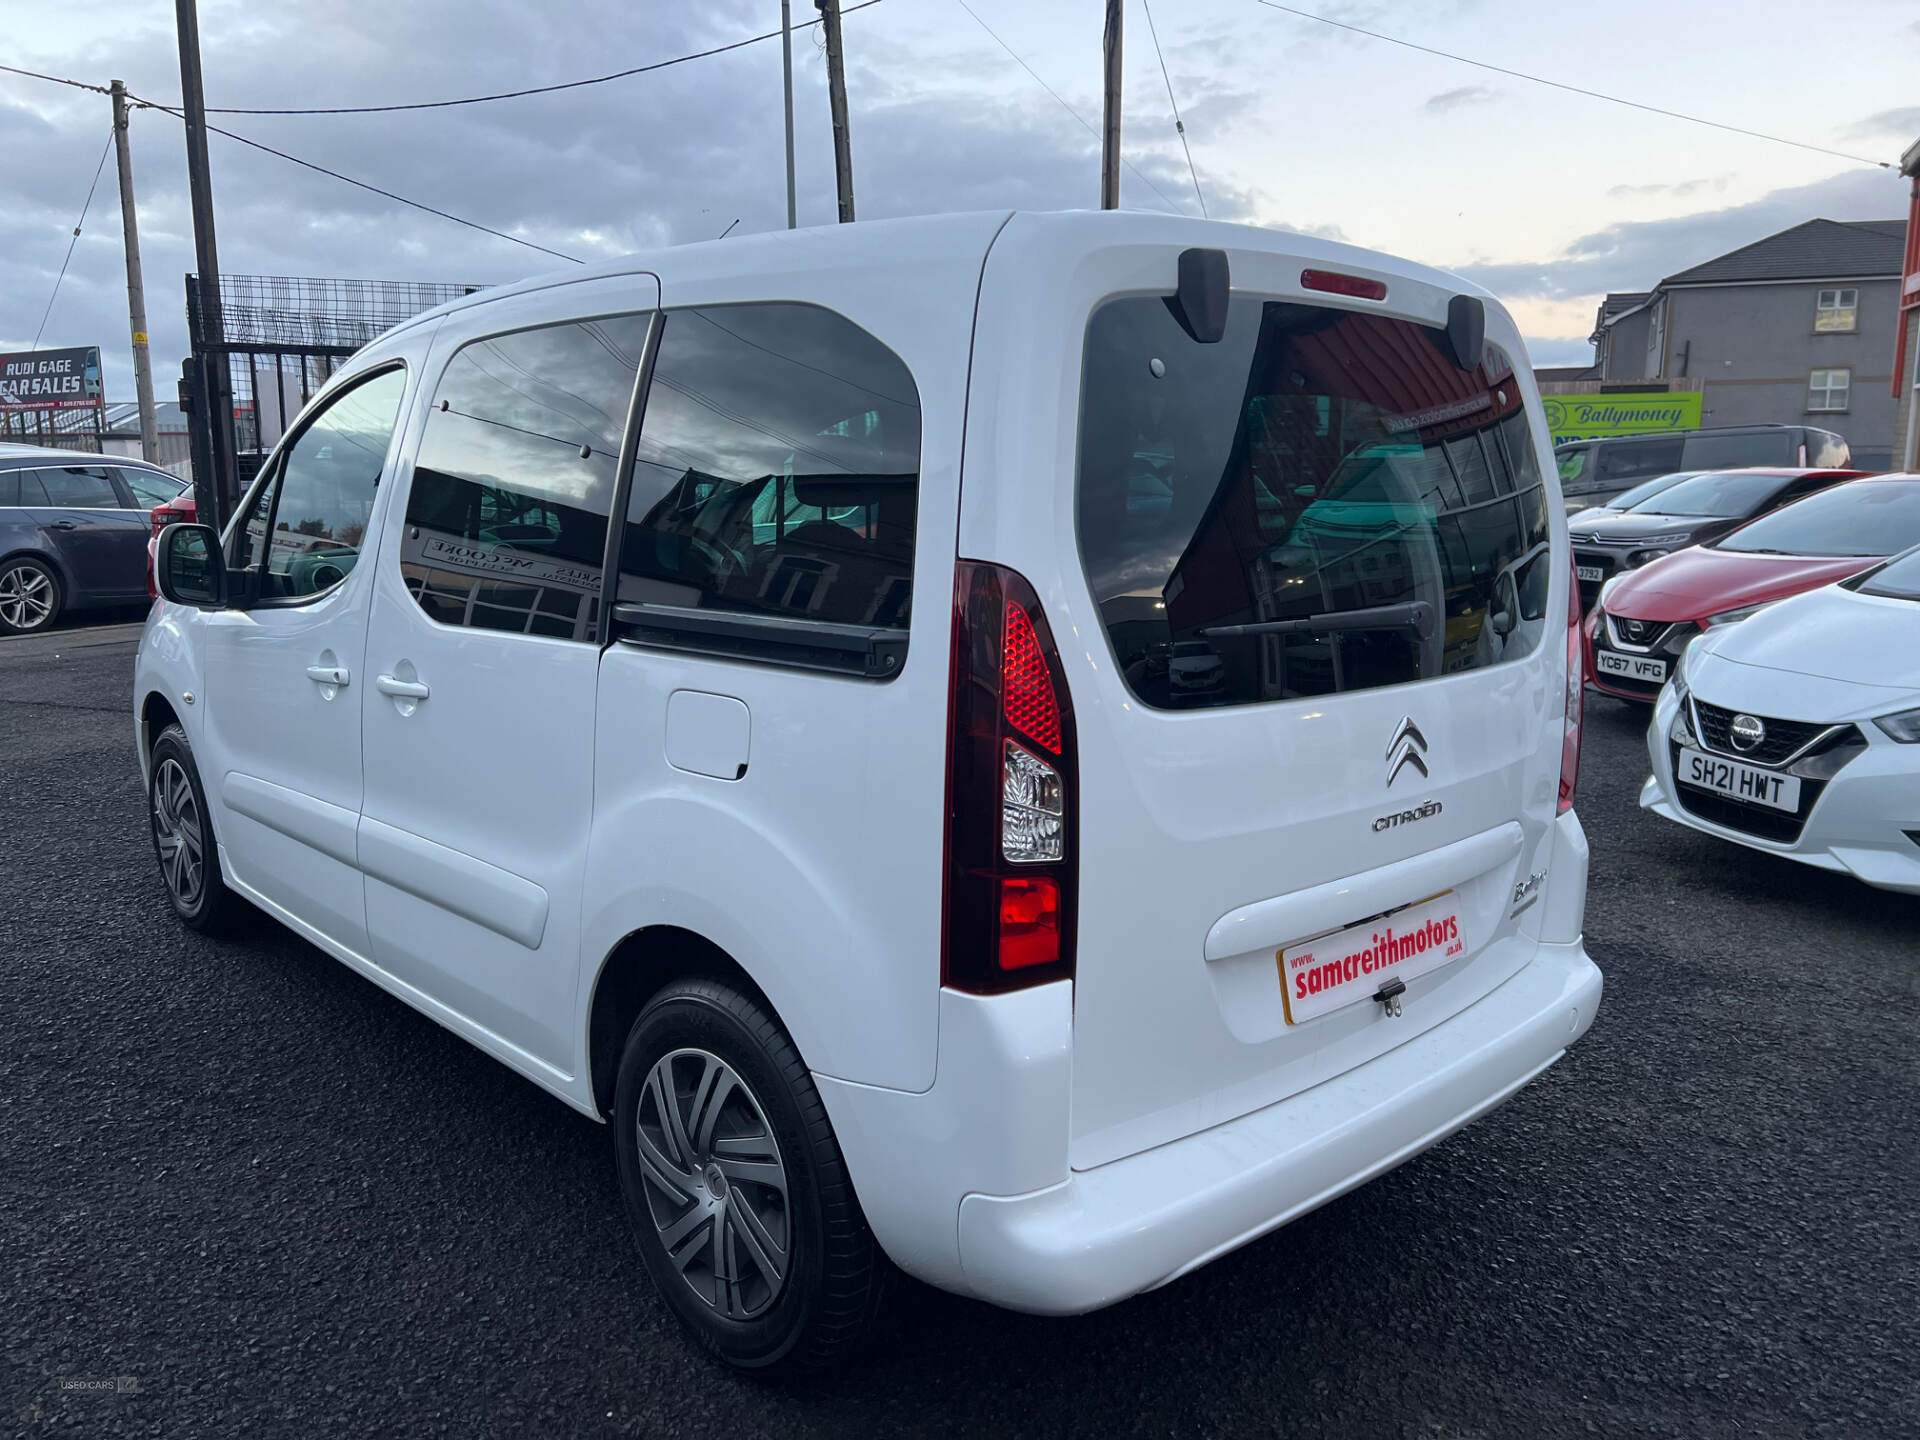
[613,977,889,1374]
[148,723,237,933]
[0,556,61,634]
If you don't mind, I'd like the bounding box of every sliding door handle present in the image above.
[306,665,351,687]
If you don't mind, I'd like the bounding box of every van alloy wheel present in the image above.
[636,1048,791,1321]
[150,756,205,909]
[0,560,57,631]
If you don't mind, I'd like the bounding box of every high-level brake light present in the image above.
[1300,269,1388,301]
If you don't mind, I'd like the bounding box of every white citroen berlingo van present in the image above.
[138,211,1601,1373]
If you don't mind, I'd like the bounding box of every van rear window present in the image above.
[1076,294,1550,710]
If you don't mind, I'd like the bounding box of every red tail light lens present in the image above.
[997,876,1060,970]
[1560,558,1584,814]
[944,561,1077,993]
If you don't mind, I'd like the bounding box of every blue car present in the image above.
[0,443,187,635]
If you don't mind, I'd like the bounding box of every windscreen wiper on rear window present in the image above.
[1200,600,1436,642]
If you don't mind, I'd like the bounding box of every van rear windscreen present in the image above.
[1076,294,1550,710]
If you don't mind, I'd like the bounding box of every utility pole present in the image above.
[175,0,237,528]
[109,81,159,465]
[1101,0,1123,209]
[781,0,798,228]
[816,0,855,223]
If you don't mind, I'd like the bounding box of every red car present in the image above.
[1584,472,1920,702]
[145,491,198,599]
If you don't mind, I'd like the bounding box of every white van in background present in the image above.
[136,211,1600,1373]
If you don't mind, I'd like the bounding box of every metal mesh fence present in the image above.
[189,273,485,351]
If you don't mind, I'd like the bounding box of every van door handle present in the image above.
[53,520,78,530]
[306,664,351,688]
[375,674,431,701]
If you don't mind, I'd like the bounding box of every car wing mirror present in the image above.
[155,522,230,609]
[1490,608,1515,637]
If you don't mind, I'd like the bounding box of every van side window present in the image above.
[402,315,649,641]
[617,303,921,632]
[232,367,406,601]
[1596,437,1684,482]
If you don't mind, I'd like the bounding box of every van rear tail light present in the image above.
[1300,268,1388,301]
[944,561,1077,993]
[1560,557,1584,814]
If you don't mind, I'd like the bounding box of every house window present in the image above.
[1807,367,1851,412]
[1814,288,1858,333]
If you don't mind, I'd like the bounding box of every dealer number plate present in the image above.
[1676,747,1801,813]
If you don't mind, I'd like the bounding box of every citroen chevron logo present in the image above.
[1385,716,1430,787]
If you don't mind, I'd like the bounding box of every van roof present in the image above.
[379,208,1501,345]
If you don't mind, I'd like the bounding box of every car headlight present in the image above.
[1704,602,1770,626]
[1873,708,1920,744]
[1627,548,1673,568]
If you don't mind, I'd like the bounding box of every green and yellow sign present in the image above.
[1543,392,1702,447]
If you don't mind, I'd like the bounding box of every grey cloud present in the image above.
[7,0,1262,398]
[1605,175,1731,200]
[1455,166,1909,305]
[1423,85,1496,115]
[1840,106,1920,141]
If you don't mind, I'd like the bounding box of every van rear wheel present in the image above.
[612,977,888,1374]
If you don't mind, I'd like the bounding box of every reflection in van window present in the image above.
[1076,295,1551,709]
[617,303,921,630]
[402,315,649,640]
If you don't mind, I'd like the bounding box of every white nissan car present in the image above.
[1644,544,1920,894]
[135,211,1600,1372]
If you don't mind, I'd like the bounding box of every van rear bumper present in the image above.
[954,940,1601,1315]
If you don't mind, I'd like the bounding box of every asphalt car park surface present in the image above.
[3,621,1916,1438]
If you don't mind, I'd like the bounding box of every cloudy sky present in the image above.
[4,0,1916,399]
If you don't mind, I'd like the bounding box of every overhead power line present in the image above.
[32,130,114,351]
[949,0,1187,215]
[1140,0,1205,218]
[183,0,887,115]
[0,62,109,96]
[1252,0,1894,169]
[134,101,586,264]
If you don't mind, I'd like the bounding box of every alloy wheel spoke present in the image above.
[726,1192,787,1285]
[659,1203,714,1271]
[647,1066,695,1171]
[635,1128,697,1205]
[714,1155,785,1195]
[687,1063,736,1158]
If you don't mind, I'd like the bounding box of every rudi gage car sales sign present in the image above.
[0,346,104,410]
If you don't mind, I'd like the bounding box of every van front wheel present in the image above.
[612,977,888,1374]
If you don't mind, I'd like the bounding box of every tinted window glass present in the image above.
[403,315,648,640]
[1716,481,1920,557]
[0,470,17,507]
[1555,446,1591,485]
[117,468,182,507]
[1681,430,1795,469]
[1856,547,1920,600]
[618,303,920,631]
[36,465,120,507]
[16,470,49,505]
[1595,437,1684,481]
[1076,295,1550,709]
[1626,470,1793,518]
[237,368,405,600]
